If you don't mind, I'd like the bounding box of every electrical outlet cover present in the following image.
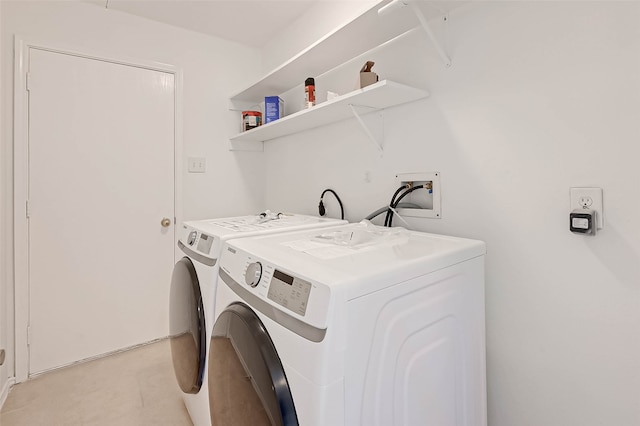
[570,187,603,229]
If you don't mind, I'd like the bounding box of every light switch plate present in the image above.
[188,157,206,173]
[570,187,603,229]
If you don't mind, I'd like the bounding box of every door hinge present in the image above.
[27,326,32,345]
[26,72,31,91]
[26,200,30,218]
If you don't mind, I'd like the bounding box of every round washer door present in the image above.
[208,302,298,426]
[169,257,206,394]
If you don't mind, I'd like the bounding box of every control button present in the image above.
[245,262,263,288]
[572,217,589,229]
[187,231,197,246]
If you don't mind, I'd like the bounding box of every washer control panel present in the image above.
[223,246,331,328]
[267,269,312,316]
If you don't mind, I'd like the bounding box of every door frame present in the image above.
[13,36,184,382]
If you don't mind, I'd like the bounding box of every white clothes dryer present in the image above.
[210,222,487,426]
[169,212,345,426]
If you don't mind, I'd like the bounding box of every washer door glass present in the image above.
[209,302,298,426]
[169,257,206,394]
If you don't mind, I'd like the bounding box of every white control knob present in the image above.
[187,231,197,246]
[245,262,262,288]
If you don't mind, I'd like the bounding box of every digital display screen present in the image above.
[196,233,213,254]
[268,269,311,316]
[273,269,293,285]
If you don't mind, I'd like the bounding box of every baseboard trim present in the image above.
[0,377,16,411]
[29,336,169,379]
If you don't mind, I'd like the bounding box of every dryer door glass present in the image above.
[169,257,206,394]
[209,302,298,426]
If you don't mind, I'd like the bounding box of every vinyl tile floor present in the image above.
[0,339,193,425]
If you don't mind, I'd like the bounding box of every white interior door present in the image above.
[27,48,175,375]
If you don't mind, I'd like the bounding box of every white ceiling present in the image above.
[84,0,320,48]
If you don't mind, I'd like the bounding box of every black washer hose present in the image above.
[384,185,408,227]
[388,185,425,227]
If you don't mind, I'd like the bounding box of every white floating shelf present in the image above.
[230,80,429,143]
[229,0,466,103]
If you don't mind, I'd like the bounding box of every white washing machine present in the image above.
[210,221,487,426]
[169,212,346,426]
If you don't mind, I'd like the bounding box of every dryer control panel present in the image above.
[178,224,219,261]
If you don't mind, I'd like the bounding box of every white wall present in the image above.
[1,0,263,386]
[260,0,378,73]
[263,2,640,425]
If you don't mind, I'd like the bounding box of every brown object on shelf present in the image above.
[359,61,378,88]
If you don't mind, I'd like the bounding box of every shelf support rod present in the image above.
[349,104,383,153]
[409,2,451,68]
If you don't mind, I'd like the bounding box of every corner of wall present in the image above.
[0,377,15,411]
[0,0,11,403]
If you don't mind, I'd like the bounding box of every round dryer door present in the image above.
[208,302,298,426]
[169,257,206,394]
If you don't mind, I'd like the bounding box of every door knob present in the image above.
[161,218,172,227]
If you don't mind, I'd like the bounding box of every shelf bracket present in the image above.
[408,2,451,68]
[349,104,383,153]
